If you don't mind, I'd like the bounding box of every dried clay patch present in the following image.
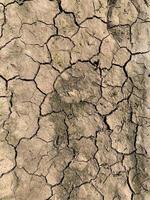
[0,0,150,200]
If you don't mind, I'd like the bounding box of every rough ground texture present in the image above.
[0,0,150,199]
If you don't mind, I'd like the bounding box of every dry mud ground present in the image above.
[0,0,150,199]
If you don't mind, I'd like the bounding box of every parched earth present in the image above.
[0,0,150,199]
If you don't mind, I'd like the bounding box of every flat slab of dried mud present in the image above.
[0,0,150,199]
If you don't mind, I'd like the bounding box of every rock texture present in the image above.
[0,0,150,199]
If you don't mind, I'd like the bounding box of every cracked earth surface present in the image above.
[0,0,150,199]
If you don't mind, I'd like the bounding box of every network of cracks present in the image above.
[0,0,150,199]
